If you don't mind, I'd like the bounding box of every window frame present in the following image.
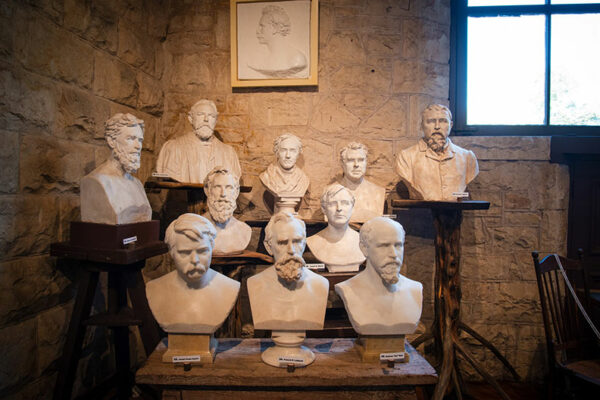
[450,0,600,136]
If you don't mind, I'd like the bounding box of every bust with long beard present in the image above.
[80,113,152,225]
[201,167,251,254]
[247,212,329,330]
[335,217,423,335]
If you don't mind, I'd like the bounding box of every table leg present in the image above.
[108,271,132,400]
[430,209,514,400]
[53,269,99,400]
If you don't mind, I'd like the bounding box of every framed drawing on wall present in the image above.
[230,0,318,87]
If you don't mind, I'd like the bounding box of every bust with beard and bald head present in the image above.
[335,217,423,335]
[201,167,251,254]
[80,113,152,225]
[247,212,329,330]
[146,214,240,334]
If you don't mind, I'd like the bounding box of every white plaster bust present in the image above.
[259,133,309,199]
[155,99,241,183]
[395,104,479,201]
[335,217,423,335]
[80,113,152,225]
[338,142,386,222]
[248,5,308,78]
[247,212,329,330]
[306,184,365,273]
[146,214,240,334]
[201,167,251,254]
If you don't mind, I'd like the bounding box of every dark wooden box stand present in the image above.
[51,221,168,400]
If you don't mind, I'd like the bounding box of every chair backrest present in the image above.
[532,251,594,368]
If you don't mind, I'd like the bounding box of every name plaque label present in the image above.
[123,236,137,245]
[306,263,326,271]
[172,355,201,363]
[277,356,305,365]
[379,352,405,362]
[452,192,469,198]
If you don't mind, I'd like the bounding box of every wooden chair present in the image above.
[532,251,600,399]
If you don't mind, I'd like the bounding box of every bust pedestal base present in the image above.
[274,196,301,214]
[356,335,409,363]
[261,330,315,368]
[326,263,361,273]
[163,334,217,364]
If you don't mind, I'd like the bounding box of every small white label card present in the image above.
[123,236,137,245]
[382,214,397,219]
[379,352,406,362]
[452,192,469,199]
[306,263,326,271]
[152,172,171,178]
[278,356,305,365]
[172,355,201,363]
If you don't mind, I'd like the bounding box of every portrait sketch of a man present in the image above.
[237,1,311,80]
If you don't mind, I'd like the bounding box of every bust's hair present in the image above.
[165,213,217,250]
[261,5,291,36]
[189,99,218,116]
[204,166,240,192]
[273,133,302,154]
[105,113,144,141]
[264,211,306,248]
[340,142,368,163]
[421,104,452,123]
[320,183,355,210]
[359,217,405,250]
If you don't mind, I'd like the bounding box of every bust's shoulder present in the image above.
[303,268,329,289]
[210,269,241,290]
[399,275,423,291]
[146,271,177,294]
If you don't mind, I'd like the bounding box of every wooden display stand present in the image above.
[162,334,217,364]
[51,221,168,400]
[136,338,438,400]
[392,200,520,400]
[356,335,409,363]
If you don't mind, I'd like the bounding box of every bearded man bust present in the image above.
[201,167,251,254]
[247,212,328,331]
[80,113,152,225]
[335,217,423,335]
[155,99,241,184]
[395,104,478,201]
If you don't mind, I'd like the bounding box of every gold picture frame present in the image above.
[230,0,319,87]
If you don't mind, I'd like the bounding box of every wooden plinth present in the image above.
[163,334,217,364]
[355,335,409,363]
[136,338,437,400]
[392,200,520,400]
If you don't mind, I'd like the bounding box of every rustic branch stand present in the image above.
[392,200,519,400]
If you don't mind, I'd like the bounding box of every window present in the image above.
[450,0,600,135]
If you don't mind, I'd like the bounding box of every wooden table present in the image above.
[392,200,519,400]
[136,338,438,400]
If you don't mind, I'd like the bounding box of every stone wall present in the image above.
[0,0,569,397]
[0,0,166,398]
